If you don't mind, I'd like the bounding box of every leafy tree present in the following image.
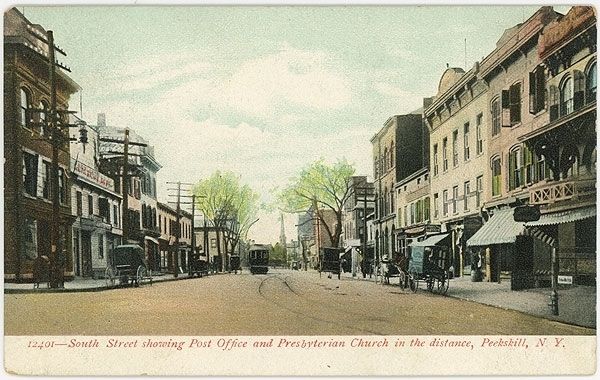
[270,242,287,267]
[193,171,260,271]
[278,158,356,249]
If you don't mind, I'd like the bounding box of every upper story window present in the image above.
[529,66,546,114]
[476,113,483,155]
[20,88,31,127]
[390,142,394,168]
[383,148,388,172]
[560,77,574,116]
[463,122,470,161]
[452,186,458,214]
[88,194,94,216]
[442,190,448,216]
[508,146,523,190]
[442,138,448,172]
[76,191,83,216]
[39,100,48,135]
[491,98,501,136]
[491,156,502,197]
[476,176,483,208]
[433,144,439,176]
[586,61,597,103]
[452,130,459,167]
[58,168,67,205]
[22,151,38,197]
[502,82,522,126]
[42,161,51,200]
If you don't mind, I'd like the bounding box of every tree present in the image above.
[193,171,260,271]
[270,242,287,267]
[278,158,356,249]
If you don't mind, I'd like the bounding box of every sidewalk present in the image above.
[342,269,596,329]
[3,271,208,293]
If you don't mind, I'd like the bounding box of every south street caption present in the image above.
[26,337,567,351]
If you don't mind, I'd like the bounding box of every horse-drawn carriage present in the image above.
[407,234,451,294]
[319,247,343,279]
[105,245,152,287]
[229,255,241,274]
[189,254,209,277]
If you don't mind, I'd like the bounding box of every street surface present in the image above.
[4,269,594,335]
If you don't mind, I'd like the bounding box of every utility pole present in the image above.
[167,181,197,277]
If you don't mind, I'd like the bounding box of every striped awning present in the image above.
[526,206,596,226]
[467,208,524,247]
[409,233,449,247]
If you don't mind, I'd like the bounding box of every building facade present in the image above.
[4,9,79,282]
[371,112,424,264]
[70,122,122,278]
[158,202,193,273]
[424,65,490,277]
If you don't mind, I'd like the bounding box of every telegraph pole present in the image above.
[122,129,130,242]
[167,181,197,277]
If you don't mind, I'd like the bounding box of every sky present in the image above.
[18,3,570,244]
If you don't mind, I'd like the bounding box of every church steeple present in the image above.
[279,213,287,248]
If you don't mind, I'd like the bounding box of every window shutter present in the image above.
[549,85,559,121]
[536,67,546,112]
[573,70,585,110]
[529,71,537,114]
[501,90,511,127]
[509,83,521,124]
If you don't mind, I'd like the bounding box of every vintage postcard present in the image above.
[2,1,597,376]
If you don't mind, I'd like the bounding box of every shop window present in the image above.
[22,151,38,197]
[491,156,502,197]
[586,61,597,103]
[21,218,38,260]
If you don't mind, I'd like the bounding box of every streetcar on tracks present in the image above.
[105,244,152,287]
[248,244,270,274]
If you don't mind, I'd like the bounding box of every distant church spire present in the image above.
[279,213,287,248]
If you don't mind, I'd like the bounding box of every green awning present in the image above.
[526,206,596,226]
[467,208,525,247]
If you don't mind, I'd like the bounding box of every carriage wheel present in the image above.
[438,271,450,295]
[135,266,146,287]
[105,267,116,288]
[408,272,419,292]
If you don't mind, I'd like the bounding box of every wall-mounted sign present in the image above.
[557,275,573,284]
[72,160,114,190]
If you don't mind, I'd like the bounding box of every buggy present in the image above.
[319,247,343,279]
[105,245,152,287]
[189,254,209,277]
[407,234,451,294]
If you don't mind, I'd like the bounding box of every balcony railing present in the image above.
[529,178,596,205]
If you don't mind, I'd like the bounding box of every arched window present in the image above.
[390,142,394,168]
[20,88,31,127]
[508,146,522,190]
[561,144,580,179]
[586,61,597,104]
[560,77,574,116]
[491,97,501,136]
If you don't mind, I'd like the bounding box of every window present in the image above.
[492,156,502,196]
[433,193,439,219]
[476,176,483,208]
[463,122,470,161]
[76,191,83,216]
[442,190,448,216]
[586,61,597,103]
[452,186,458,214]
[424,197,430,222]
[134,179,141,199]
[502,82,522,125]
[99,198,110,222]
[88,194,94,216]
[390,142,394,167]
[22,152,38,197]
[410,203,415,224]
[39,101,48,135]
[452,130,459,167]
[58,168,66,204]
[548,84,559,121]
[476,114,483,155]
[573,70,585,110]
[383,148,388,172]
[433,144,439,176]
[390,188,394,213]
[42,161,51,199]
[464,181,470,211]
[98,234,104,259]
[523,145,534,184]
[22,217,38,260]
[529,66,546,114]
[491,98,501,136]
[403,206,408,227]
[537,153,549,182]
[113,205,119,226]
[560,77,574,116]
[20,88,31,127]
[442,138,448,172]
[509,147,523,190]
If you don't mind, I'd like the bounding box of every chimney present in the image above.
[97,113,106,127]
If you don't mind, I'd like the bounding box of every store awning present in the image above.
[145,236,160,245]
[526,206,596,226]
[409,233,449,247]
[467,208,524,247]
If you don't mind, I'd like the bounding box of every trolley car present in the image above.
[105,244,152,287]
[248,244,270,274]
[407,234,451,294]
